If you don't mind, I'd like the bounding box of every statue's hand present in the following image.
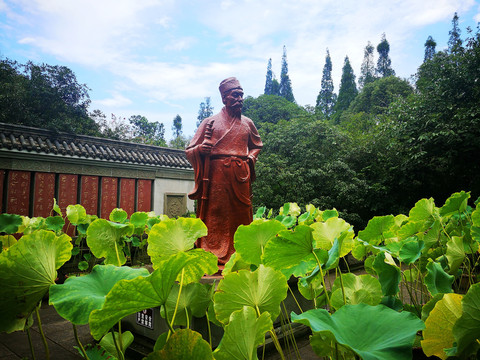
[200,143,213,155]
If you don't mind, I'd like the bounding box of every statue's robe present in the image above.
[186,107,263,264]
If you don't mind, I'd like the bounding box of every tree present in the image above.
[279,46,295,102]
[172,114,182,138]
[376,33,395,77]
[264,58,274,95]
[448,12,463,54]
[424,36,437,62]
[197,97,214,128]
[91,110,131,140]
[316,49,337,117]
[128,115,166,146]
[335,56,358,114]
[359,42,376,88]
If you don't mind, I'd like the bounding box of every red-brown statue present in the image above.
[186,77,263,264]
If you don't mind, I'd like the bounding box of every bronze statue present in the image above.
[186,77,263,264]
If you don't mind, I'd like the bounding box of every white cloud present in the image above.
[94,92,132,107]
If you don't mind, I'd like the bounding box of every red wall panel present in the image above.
[0,170,4,213]
[58,174,78,236]
[100,177,118,219]
[7,171,31,216]
[80,176,99,216]
[137,179,152,212]
[119,178,135,216]
[33,172,55,218]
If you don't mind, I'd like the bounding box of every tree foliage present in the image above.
[359,42,376,89]
[129,115,166,146]
[424,36,437,62]
[197,97,214,128]
[448,12,463,54]
[334,56,358,114]
[316,49,337,118]
[279,46,295,102]
[376,33,395,77]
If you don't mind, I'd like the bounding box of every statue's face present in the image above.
[223,88,244,112]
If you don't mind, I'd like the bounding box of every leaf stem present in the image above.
[167,268,185,341]
[312,251,332,310]
[337,266,347,305]
[288,284,303,313]
[111,329,124,360]
[26,327,36,360]
[72,324,89,360]
[205,311,212,348]
[35,306,50,360]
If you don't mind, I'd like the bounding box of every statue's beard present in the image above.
[228,103,242,117]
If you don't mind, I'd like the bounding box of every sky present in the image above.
[1,0,479,141]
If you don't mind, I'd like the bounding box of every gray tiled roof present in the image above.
[0,122,192,169]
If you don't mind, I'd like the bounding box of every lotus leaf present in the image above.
[130,211,149,228]
[398,238,424,264]
[67,204,88,225]
[421,293,463,359]
[439,191,470,217]
[222,252,251,275]
[148,218,206,258]
[321,209,339,221]
[0,230,72,332]
[425,261,454,296]
[234,219,285,266]
[86,219,134,266]
[357,215,396,246]
[163,282,210,326]
[452,282,480,357]
[292,304,425,360]
[0,213,23,234]
[145,329,213,360]
[214,264,288,325]
[446,236,465,274]
[322,229,353,270]
[89,252,192,339]
[49,264,149,324]
[99,330,134,357]
[262,225,324,277]
[45,216,65,232]
[0,235,17,250]
[330,273,382,310]
[75,344,115,360]
[310,217,354,256]
[214,306,273,360]
[409,198,437,230]
[397,221,424,241]
[109,208,128,223]
[372,252,401,296]
[168,248,218,284]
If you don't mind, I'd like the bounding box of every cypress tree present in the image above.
[264,58,274,95]
[359,42,376,89]
[376,33,395,77]
[424,36,437,62]
[172,114,182,138]
[316,49,337,117]
[279,46,295,102]
[448,12,463,54]
[196,97,214,128]
[335,56,358,113]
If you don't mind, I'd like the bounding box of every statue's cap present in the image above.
[219,77,242,95]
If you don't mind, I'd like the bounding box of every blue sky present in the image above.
[1,0,479,140]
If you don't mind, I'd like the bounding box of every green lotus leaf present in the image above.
[372,252,401,296]
[409,198,437,230]
[262,225,324,276]
[331,273,382,310]
[292,304,425,360]
[109,208,128,223]
[452,282,480,357]
[89,252,192,339]
[425,261,454,296]
[100,330,134,356]
[398,238,424,264]
[49,264,149,325]
[214,306,273,360]
[75,344,115,360]
[130,211,149,228]
[66,204,88,225]
[145,329,213,360]
[222,252,251,275]
[310,331,356,359]
[86,219,134,266]
[234,219,285,266]
[52,198,62,216]
[0,213,23,234]
[0,235,17,251]
[253,206,266,219]
[397,221,423,241]
[214,264,288,325]
[422,293,463,359]
[311,217,354,256]
[357,215,396,246]
[0,230,72,332]
[421,293,444,321]
[172,248,218,284]
[147,217,207,263]
[298,273,325,301]
[275,214,296,228]
[45,216,65,232]
[323,229,353,270]
[321,209,339,221]
[446,236,465,275]
[163,282,210,326]
[439,191,470,217]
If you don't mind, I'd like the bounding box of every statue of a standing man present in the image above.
[186,77,263,264]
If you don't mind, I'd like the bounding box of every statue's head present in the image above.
[219,77,244,114]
